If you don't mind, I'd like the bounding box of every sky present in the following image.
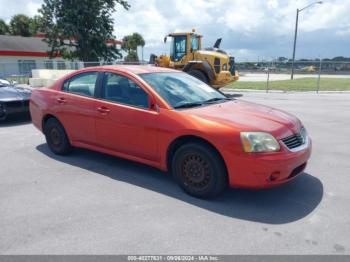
[0,0,349,61]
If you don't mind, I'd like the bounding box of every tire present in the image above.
[188,70,209,84]
[44,118,72,155]
[171,143,227,198]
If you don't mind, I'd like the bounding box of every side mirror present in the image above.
[164,36,167,43]
[149,97,159,112]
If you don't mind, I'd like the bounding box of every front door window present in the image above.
[102,73,149,109]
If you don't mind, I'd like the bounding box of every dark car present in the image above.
[0,79,31,121]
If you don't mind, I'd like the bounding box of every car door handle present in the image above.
[57,97,66,104]
[97,106,110,114]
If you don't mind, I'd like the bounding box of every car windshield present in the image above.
[139,72,229,109]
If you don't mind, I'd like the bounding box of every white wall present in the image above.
[30,69,76,88]
[0,56,83,78]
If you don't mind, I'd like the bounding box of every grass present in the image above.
[225,77,350,91]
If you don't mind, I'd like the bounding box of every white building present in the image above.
[0,35,122,78]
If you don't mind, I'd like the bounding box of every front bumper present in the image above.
[0,100,30,120]
[212,70,239,89]
[225,137,312,189]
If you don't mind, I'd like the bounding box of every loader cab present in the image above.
[165,32,202,64]
[170,34,187,62]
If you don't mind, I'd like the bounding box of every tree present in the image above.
[29,15,44,36]
[0,19,9,35]
[124,50,138,62]
[332,56,350,62]
[277,57,288,63]
[39,0,130,62]
[121,32,145,62]
[9,14,33,36]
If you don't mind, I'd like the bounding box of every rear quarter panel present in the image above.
[30,88,44,132]
[30,87,59,132]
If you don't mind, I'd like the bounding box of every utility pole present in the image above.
[317,58,322,93]
[291,9,299,80]
[142,46,144,64]
[290,1,323,80]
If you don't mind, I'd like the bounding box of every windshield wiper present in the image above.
[203,97,231,104]
[174,102,203,109]
[174,97,232,109]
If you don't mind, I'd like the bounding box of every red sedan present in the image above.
[30,65,311,198]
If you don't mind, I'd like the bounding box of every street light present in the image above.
[291,1,323,80]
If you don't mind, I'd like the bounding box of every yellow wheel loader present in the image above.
[149,30,238,89]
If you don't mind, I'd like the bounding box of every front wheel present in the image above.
[44,118,72,155]
[172,143,227,198]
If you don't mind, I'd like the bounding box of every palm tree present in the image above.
[121,32,145,62]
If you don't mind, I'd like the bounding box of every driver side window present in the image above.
[102,73,149,109]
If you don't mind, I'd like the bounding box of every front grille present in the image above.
[0,103,5,118]
[5,101,23,108]
[23,100,29,107]
[214,57,221,74]
[282,128,306,150]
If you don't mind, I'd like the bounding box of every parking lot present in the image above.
[1,92,349,254]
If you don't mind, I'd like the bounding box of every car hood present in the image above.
[0,86,31,102]
[184,99,302,139]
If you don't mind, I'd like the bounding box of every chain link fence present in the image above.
[1,59,350,92]
[234,60,350,92]
[0,60,148,84]
[236,60,350,75]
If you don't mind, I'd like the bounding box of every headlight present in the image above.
[300,127,307,143]
[240,132,280,153]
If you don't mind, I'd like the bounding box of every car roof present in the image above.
[97,65,179,75]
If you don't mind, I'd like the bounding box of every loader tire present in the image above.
[188,70,209,85]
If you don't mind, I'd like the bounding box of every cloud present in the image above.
[267,0,279,9]
[298,1,350,32]
[0,0,349,60]
[0,0,42,21]
[336,27,350,36]
[27,1,42,17]
[218,1,266,32]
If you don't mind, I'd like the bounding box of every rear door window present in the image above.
[63,72,98,97]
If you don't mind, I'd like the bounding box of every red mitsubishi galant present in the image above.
[30,65,311,198]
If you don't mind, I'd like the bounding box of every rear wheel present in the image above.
[188,70,209,85]
[44,118,72,155]
[172,143,227,198]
